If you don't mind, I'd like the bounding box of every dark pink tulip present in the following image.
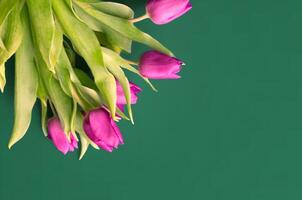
[139,50,184,79]
[83,108,124,152]
[47,117,78,155]
[116,81,142,110]
[146,0,192,25]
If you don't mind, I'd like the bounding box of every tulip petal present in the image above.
[146,0,192,25]
[139,51,183,79]
[47,118,71,155]
[83,108,124,152]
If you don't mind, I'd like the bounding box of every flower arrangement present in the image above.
[1,0,192,159]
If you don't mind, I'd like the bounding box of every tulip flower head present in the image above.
[116,81,142,110]
[83,108,124,152]
[146,0,192,25]
[139,50,184,79]
[47,118,78,155]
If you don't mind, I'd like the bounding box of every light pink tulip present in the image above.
[47,117,78,155]
[139,50,183,79]
[83,108,124,152]
[146,0,192,25]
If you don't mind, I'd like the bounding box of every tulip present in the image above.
[83,108,124,152]
[47,117,78,155]
[116,81,142,110]
[139,50,184,79]
[146,0,192,25]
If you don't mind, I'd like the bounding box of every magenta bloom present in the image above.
[146,0,192,25]
[116,81,142,109]
[83,108,124,152]
[139,50,183,79]
[47,117,78,155]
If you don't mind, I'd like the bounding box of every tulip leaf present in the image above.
[73,84,102,109]
[53,0,117,119]
[54,48,103,112]
[37,75,48,101]
[0,65,5,92]
[72,70,129,120]
[74,1,173,56]
[102,47,157,91]
[0,3,23,92]
[74,68,97,90]
[40,100,48,137]
[64,41,76,67]
[72,3,132,53]
[89,2,134,19]
[52,49,79,134]
[0,0,18,40]
[27,0,63,73]
[102,47,133,122]
[54,50,74,97]
[71,99,77,134]
[36,54,74,135]
[36,48,77,135]
[97,29,132,53]
[65,0,86,23]
[0,39,6,51]
[8,8,38,149]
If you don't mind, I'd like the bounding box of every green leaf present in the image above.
[0,38,6,51]
[74,1,173,56]
[96,29,132,53]
[0,0,19,51]
[89,2,134,19]
[74,68,97,90]
[102,47,157,91]
[54,50,74,96]
[64,41,76,67]
[54,48,103,112]
[73,3,132,53]
[27,0,63,73]
[64,0,86,23]
[8,7,38,149]
[72,70,129,120]
[0,0,17,27]
[40,100,48,137]
[102,47,133,123]
[73,83,102,109]
[53,0,117,119]
[0,3,23,91]
[36,54,74,135]
[0,64,5,92]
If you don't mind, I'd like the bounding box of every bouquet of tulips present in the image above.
[0,0,192,159]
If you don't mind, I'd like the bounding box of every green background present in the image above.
[1,0,302,199]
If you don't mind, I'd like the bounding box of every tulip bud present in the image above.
[139,50,184,79]
[116,81,142,110]
[146,0,192,25]
[47,118,78,155]
[83,108,124,152]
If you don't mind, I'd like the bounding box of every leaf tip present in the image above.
[8,141,15,150]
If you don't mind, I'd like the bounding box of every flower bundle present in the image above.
[1,0,192,158]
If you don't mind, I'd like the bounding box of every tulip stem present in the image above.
[130,14,149,23]
[125,59,139,66]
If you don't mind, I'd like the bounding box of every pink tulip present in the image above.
[47,117,78,155]
[139,50,184,79]
[116,81,142,110]
[146,0,192,25]
[83,108,124,152]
